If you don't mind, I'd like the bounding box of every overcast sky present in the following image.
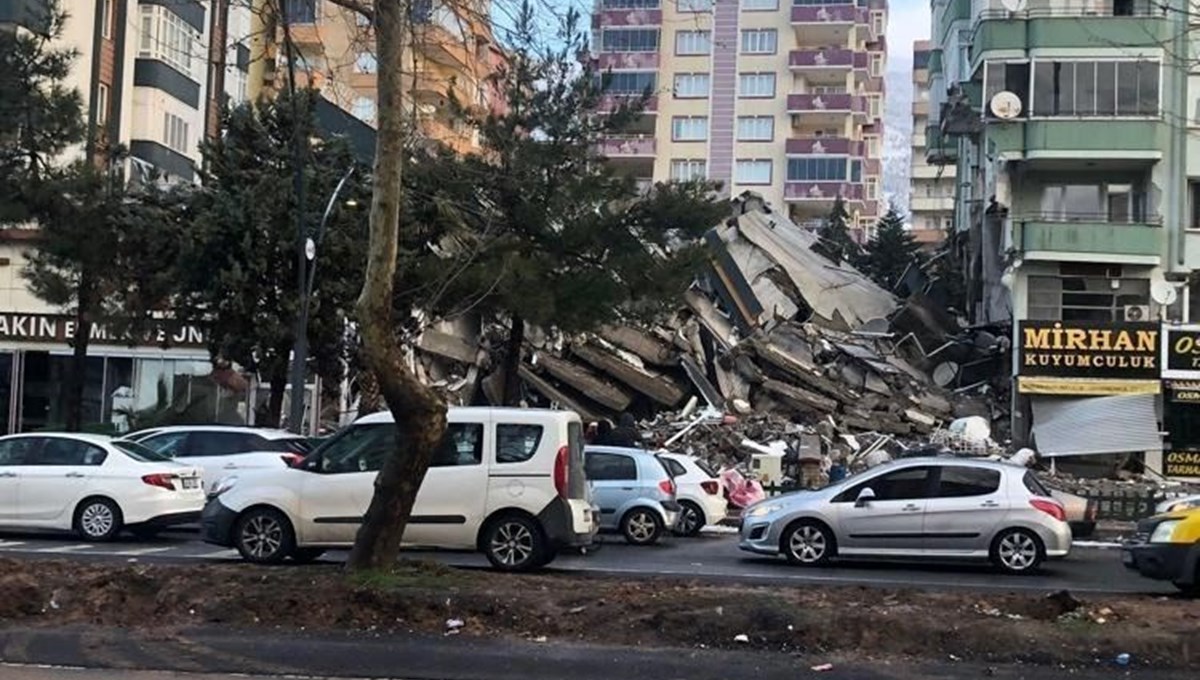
[887,0,932,70]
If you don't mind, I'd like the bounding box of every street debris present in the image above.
[811,663,834,672]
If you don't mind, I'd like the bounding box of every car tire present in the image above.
[482,514,546,572]
[991,528,1044,575]
[233,507,296,564]
[620,507,663,546]
[74,497,123,542]
[290,548,326,564]
[674,501,706,538]
[781,520,835,566]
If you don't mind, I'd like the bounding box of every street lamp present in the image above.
[286,165,356,434]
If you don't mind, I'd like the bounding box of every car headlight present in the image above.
[1149,519,1181,544]
[210,475,239,497]
[746,503,784,519]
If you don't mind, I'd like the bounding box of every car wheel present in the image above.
[483,515,545,572]
[674,501,705,537]
[621,507,663,546]
[290,548,326,564]
[991,528,1044,575]
[233,507,295,564]
[782,520,835,566]
[74,498,123,542]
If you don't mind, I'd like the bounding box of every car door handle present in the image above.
[902,504,921,512]
[223,464,238,469]
[980,501,1000,508]
[65,472,85,478]
[0,471,16,478]
[620,487,635,491]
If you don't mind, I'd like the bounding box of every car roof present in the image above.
[0,432,114,445]
[355,407,581,425]
[131,425,302,439]
[878,456,1016,472]
[585,445,660,458]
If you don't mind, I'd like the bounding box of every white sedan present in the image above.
[658,452,729,536]
[0,433,204,541]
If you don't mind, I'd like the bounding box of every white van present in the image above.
[200,408,596,571]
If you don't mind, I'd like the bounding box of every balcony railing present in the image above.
[597,136,657,157]
[1012,210,1162,226]
[789,49,867,69]
[592,9,663,27]
[973,0,1163,22]
[787,93,863,113]
[597,94,658,113]
[596,52,660,70]
[784,181,864,201]
[790,6,865,24]
[786,137,862,155]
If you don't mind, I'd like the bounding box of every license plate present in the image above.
[181,478,199,490]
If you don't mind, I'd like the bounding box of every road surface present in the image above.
[0,527,1170,594]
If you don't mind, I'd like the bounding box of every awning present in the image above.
[1031,394,1162,457]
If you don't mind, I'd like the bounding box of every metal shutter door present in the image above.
[1031,394,1161,457]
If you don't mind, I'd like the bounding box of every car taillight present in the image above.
[281,453,305,467]
[701,480,720,495]
[659,478,676,496]
[1031,499,1066,523]
[142,474,176,491]
[553,446,569,499]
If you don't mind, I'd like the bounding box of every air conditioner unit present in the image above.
[1124,305,1150,322]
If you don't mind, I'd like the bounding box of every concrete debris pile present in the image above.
[404,192,1010,446]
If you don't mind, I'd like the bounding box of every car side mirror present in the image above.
[855,487,876,508]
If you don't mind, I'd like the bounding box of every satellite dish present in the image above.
[990,91,1022,120]
[1152,280,1179,306]
[1000,0,1027,11]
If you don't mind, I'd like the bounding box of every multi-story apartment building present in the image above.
[592,0,888,239]
[909,39,951,240]
[928,0,1200,478]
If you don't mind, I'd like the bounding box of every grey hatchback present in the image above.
[738,458,1072,574]
[584,446,681,545]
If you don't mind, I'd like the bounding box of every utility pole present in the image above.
[280,2,309,434]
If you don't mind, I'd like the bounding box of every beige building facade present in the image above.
[909,38,951,240]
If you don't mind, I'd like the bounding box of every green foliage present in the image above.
[814,196,861,266]
[860,206,924,291]
[178,90,369,408]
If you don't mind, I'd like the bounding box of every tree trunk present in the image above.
[345,0,447,572]
[66,273,94,432]
[501,315,524,406]
[357,369,383,414]
[261,362,288,429]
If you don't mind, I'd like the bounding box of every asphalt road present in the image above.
[0,527,1172,595]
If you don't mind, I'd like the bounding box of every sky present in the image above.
[887,0,932,71]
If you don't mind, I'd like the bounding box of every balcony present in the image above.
[787,93,863,119]
[910,195,955,212]
[1012,214,1163,263]
[786,137,862,156]
[596,52,660,70]
[784,181,864,203]
[987,120,1164,165]
[790,6,864,43]
[597,94,658,114]
[597,136,656,158]
[789,49,867,83]
[593,9,663,27]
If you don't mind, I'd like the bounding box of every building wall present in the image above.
[909,38,952,236]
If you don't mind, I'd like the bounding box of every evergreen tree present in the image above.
[814,196,860,265]
[861,206,923,291]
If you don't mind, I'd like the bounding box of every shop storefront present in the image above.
[1018,320,1165,474]
[1159,325,1200,480]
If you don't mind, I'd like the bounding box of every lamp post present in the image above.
[286,165,356,434]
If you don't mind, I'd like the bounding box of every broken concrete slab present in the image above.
[600,324,677,367]
[519,366,605,423]
[761,378,838,414]
[531,352,633,412]
[571,342,688,407]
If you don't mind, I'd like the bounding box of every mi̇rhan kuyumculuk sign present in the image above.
[1018,321,1160,380]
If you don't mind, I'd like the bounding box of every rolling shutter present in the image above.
[1031,394,1162,457]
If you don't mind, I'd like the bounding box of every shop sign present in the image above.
[1167,380,1200,403]
[1017,321,1159,381]
[1164,451,1200,478]
[0,313,205,348]
[1017,377,1159,396]
[1161,325,1200,379]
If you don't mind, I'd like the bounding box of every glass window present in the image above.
[671,116,708,141]
[113,440,173,463]
[740,29,777,54]
[858,466,933,501]
[670,159,706,180]
[97,83,109,127]
[354,52,378,74]
[1074,61,1096,116]
[351,97,377,124]
[786,157,847,181]
[496,424,544,464]
[936,466,1002,498]
[141,431,190,457]
[742,0,779,9]
[673,73,709,98]
[430,423,484,467]
[601,28,660,52]
[320,424,396,474]
[1137,61,1159,114]
[735,159,772,185]
[32,438,107,466]
[675,30,711,55]
[190,431,264,456]
[600,71,657,95]
[0,438,37,466]
[1023,471,1051,497]
[601,0,659,7]
[870,53,883,77]
[738,72,775,98]
[678,0,714,10]
[163,112,189,154]
[585,452,638,481]
[663,458,688,477]
[283,0,317,23]
[736,116,773,141]
[1096,61,1117,114]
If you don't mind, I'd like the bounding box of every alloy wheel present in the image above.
[789,525,827,563]
[240,514,284,560]
[490,520,535,567]
[998,531,1038,572]
[626,511,658,543]
[80,502,115,539]
[678,505,702,535]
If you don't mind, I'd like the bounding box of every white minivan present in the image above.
[201,408,596,571]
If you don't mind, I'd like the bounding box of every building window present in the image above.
[811,85,847,94]
[738,72,775,98]
[678,0,714,11]
[410,0,434,22]
[851,160,862,182]
[742,0,779,9]
[282,0,317,23]
[867,95,881,119]
[736,116,774,141]
[138,6,200,78]
[866,177,878,200]
[96,83,109,127]
[1190,182,1200,230]
[865,135,880,158]
[870,53,884,77]
[673,73,709,98]
[601,0,660,7]
[671,116,708,141]
[163,112,189,154]
[1031,60,1159,117]
[601,28,660,52]
[675,30,712,56]
[983,60,1031,117]
[871,10,885,36]
[601,71,657,94]
[354,52,378,74]
[101,0,113,39]
[735,160,773,185]
[1038,183,1148,223]
[740,29,777,55]
[670,159,707,181]
[1028,271,1150,322]
[787,157,846,181]
[352,96,377,123]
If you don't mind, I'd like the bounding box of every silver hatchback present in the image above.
[585,446,681,545]
[738,458,1072,574]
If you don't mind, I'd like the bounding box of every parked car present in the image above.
[738,458,1072,574]
[123,425,312,491]
[202,408,596,570]
[584,446,681,545]
[0,433,204,540]
[1156,494,1200,515]
[1122,505,1200,596]
[1050,489,1099,538]
[658,452,727,537]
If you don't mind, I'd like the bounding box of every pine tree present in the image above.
[814,196,860,265]
[861,207,923,291]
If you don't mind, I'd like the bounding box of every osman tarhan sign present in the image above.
[1018,321,1159,380]
[0,313,205,349]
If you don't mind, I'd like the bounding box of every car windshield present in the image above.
[1023,470,1052,497]
[113,440,176,463]
[693,458,719,478]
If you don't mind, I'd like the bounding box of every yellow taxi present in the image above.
[1122,507,1200,596]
